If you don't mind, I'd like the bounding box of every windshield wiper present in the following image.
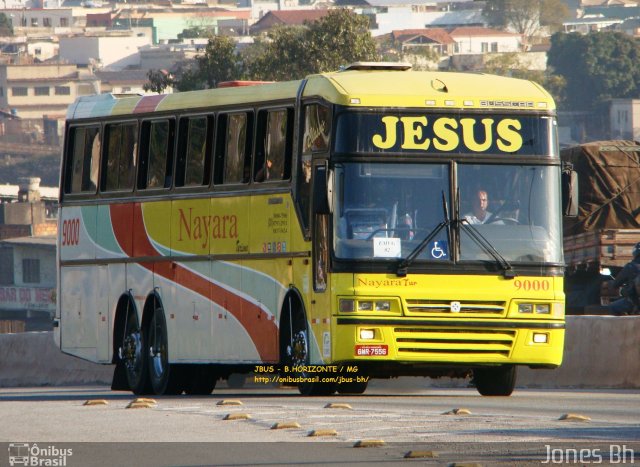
[459,220,517,279]
[396,190,517,279]
[397,192,451,277]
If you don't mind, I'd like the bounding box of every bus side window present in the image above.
[302,104,330,153]
[102,122,137,192]
[223,112,253,184]
[298,103,330,232]
[66,125,100,194]
[137,119,174,190]
[254,108,292,183]
[175,116,212,188]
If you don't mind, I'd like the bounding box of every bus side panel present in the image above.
[210,260,259,362]
[170,260,214,362]
[59,206,96,262]
[60,265,99,361]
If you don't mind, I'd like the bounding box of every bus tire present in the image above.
[147,306,182,395]
[280,294,335,396]
[184,365,217,395]
[473,365,517,396]
[121,306,150,395]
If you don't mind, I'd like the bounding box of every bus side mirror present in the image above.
[313,164,332,215]
[562,165,579,217]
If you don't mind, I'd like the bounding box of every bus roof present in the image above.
[66,67,555,121]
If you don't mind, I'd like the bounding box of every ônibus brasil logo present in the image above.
[8,443,73,466]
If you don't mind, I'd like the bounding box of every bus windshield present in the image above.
[333,162,563,265]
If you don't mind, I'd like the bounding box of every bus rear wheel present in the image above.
[147,307,182,395]
[473,365,516,396]
[121,310,150,395]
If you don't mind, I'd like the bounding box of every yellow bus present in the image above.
[55,63,565,396]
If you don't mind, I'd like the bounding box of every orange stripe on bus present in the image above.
[111,203,279,362]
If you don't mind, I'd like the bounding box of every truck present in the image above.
[562,140,640,314]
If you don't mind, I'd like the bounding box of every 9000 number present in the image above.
[62,218,80,246]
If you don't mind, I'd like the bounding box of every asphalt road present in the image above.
[1,381,639,466]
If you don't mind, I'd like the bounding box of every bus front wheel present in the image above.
[473,365,516,396]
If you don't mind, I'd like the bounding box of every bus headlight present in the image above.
[340,299,355,312]
[339,298,395,313]
[535,304,550,314]
[518,303,533,313]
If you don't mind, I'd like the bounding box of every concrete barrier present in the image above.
[1,316,638,389]
[0,331,112,387]
[519,315,640,389]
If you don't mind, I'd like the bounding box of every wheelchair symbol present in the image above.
[431,241,446,259]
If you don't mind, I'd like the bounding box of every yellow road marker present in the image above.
[404,450,438,458]
[324,403,352,409]
[308,429,338,437]
[354,439,385,448]
[217,399,243,406]
[271,422,301,429]
[559,413,591,422]
[133,398,157,405]
[83,399,108,406]
[442,408,472,415]
[223,413,251,420]
[126,401,155,409]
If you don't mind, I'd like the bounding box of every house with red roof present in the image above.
[389,28,456,55]
[250,9,331,35]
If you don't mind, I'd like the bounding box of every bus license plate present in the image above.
[355,345,388,356]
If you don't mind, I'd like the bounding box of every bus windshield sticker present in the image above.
[373,237,401,258]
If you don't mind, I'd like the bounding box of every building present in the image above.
[0,177,58,239]
[449,26,522,54]
[0,235,56,329]
[250,9,331,35]
[0,63,99,120]
[0,177,57,332]
[609,98,640,140]
[387,28,457,54]
[59,33,153,71]
[95,69,157,95]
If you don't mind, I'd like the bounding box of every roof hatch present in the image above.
[341,62,412,71]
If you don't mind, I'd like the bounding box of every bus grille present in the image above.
[394,327,515,358]
[406,299,506,316]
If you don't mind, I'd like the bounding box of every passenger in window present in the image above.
[255,158,273,182]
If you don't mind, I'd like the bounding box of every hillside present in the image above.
[0,142,62,188]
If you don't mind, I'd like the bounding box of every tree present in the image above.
[242,26,309,81]
[143,69,173,94]
[195,35,241,89]
[482,53,566,108]
[547,31,640,111]
[305,9,379,73]
[244,9,379,81]
[145,35,241,92]
[482,0,569,43]
[0,13,13,36]
[149,9,379,91]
